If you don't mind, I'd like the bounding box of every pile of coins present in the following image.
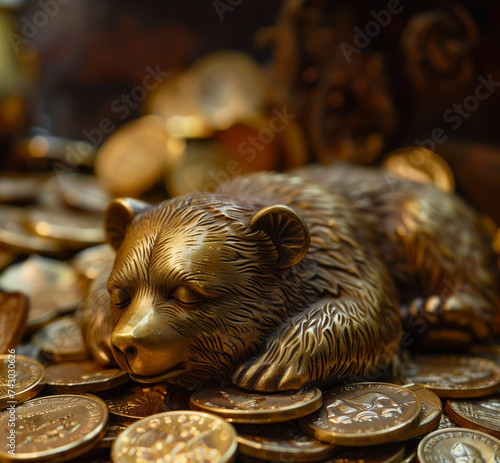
[2,330,500,463]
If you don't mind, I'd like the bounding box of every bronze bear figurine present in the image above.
[79,163,500,392]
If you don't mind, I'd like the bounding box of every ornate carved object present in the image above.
[80,164,500,391]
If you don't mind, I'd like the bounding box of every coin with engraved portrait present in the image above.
[98,382,191,425]
[383,147,455,193]
[235,420,337,462]
[190,386,322,424]
[402,383,442,439]
[324,443,406,463]
[0,355,44,409]
[112,411,237,463]
[417,428,500,463]
[401,355,500,398]
[299,383,421,446]
[445,397,500,438]
[44,361,129,394]
[0,394,109,462]
[31,316,89,362]
[0,291,28,354]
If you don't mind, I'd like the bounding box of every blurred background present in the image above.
[0,0,499,257]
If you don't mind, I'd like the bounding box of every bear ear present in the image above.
[249,204,310,268]
[104,198,151,251]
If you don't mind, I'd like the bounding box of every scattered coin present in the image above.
[439,413,458,429]
[44,360,129,394]
[299,382,421,447]
[25,206,105,248]
[95,115,170,196]
[96,423,127,449]
[0,394,109,462]
[98,382,191,425]
[0,355,44,409]
[400,354,500,398]
[403,383,442,439]
[111,410,238,463]
[72,244,115,281]
[325,443,406,463]
[383,147,455,193]
[0,291,28,354]
[32,316,89,362]
[445,397,500,438]
[0,173,47,204]
[235,420,337,462]
[0,205,61,255]
[190,385,322,424]
[417,428,500,463]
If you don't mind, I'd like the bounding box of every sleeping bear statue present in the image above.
[79,163,500,392]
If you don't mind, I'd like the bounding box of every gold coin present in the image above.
[235,420,337,462]
[0,255,85,327]
[95,115,169,196]
[72,244,115,281]
[98,382,191,426]
[25,207,105,248]
[0,205,61,255]
[190,386,322,424]
[190,51,268,130]
[44,360,129,394]
[299,382,421,446]
[111,410,238,463]
[0,173,46,204]
[40,173,113,213]
[0,394,109,462]
[0,291,28,354]
[400,355,500,398]
[417,428,500,463]
[0,355,44,409]
[32,316,89,362]
[325,443,406,463]
[96,423,127,449]
[402,383,442,439]
[445,397,500,438]
[383,147,455,193]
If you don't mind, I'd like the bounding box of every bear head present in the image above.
[104,194,310,388]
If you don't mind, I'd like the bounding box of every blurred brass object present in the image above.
[81,163,500,391]
[383,147,455,193]
[401,355,500,398]
[98,382,191,425]
[190,50,269,130]
[44,361,129,394]
[299,383,421,446]
[417,429,500,463]
[111,411,237,463]
[235,421,337,462]
[190,386,322,424]
[0,255,85,328]
[0,394,109,462]
[72,244,116,281]
[95,115,169,196]
[25,207,105,248]
[0,355,44,409]
[0,173,46,204]
[32,316,89,362]
[445,397,500,438]
[329,444,406,463]
[0,291,28,353]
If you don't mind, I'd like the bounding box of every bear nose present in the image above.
[111,332,139,361]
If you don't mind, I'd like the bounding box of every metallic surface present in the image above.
[111,411,238,463]
[0,394,109,462]
[417,428,500,463]
[299,383,421,446]
[403,384,442,439]
[98,381,190,425]
[445,397,500,438]
[326,443,406,463]
[401,355,500,398]
[80,164,500,391]
[0,291,28,353]
[190,386,322,424]
[235,420,337,462]
[0,355,44,409]
[43,360,129,393]
[32,316,88,362]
